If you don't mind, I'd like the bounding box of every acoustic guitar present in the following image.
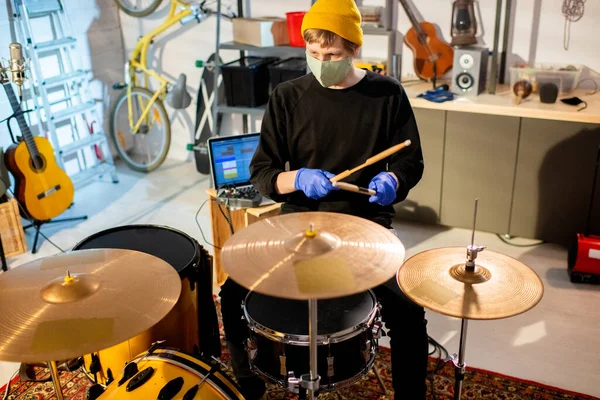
[0,68,74,221]
[399,0,454,80]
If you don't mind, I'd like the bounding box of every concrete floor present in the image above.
[0,159,599,398]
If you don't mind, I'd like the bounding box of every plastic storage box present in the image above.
[221,57,278,107]
[232,17,289,47]
[268,58,307,90]
[359,6,383,27]
[509,64,582,94]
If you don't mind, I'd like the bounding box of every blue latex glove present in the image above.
[294,168,339,200]
[368,172,398,206]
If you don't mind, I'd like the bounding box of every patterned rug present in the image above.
[1,300,597,400]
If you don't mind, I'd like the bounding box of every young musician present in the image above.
[218,0,428,398]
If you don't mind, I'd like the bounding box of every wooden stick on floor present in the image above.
[330,140,412,183]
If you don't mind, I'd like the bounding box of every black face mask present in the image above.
[560,96,588,111]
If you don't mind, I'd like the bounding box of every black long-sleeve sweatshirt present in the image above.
[249,71,424,229]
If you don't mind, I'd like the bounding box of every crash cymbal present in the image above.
[221,212,405,300]
[0,248,181,363]
[397,247,544,320]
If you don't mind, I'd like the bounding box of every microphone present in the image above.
[9,43,26,98]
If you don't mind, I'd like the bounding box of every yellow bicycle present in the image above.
[111,0,231,172]
[114,0,165,17]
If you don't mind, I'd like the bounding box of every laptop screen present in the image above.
[208,133,260,188]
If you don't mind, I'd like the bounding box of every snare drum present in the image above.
[74,225,203,385]
[243,290,382,391]
[98,349,245,399]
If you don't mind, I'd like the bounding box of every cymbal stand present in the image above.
[446,198,485,400]
[288,299,320,400]
[48,360,64,400]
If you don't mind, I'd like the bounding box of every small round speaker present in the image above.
[456,72,474,90]
[458,53,475,70]
[539,83,559,104]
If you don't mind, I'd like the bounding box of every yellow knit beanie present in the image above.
[301,0,363,46]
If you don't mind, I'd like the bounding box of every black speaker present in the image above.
[540,83,559,104]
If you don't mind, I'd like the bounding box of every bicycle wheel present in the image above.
[114,0,162,17]
[110,87,171,172]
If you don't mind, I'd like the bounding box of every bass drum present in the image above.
[74,225,202,385]
[244,290,381,391]
[98,349,245,399]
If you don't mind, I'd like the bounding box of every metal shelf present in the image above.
[362,26,396,36]
[209,0,399,135]
[217,104,266,117]
[219,41,305,57]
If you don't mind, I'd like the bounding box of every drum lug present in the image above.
[327,356,334,377]
[246,338,257,360]
[279,355,287,377]
[362,340,371,362]
[372,321,383,339]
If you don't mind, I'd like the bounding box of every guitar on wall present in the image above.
[398,0,454,81]
[0,61,74,221]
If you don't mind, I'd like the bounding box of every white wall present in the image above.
[3,0,598,163]
[0,0,124,158]
[115,0,600,163]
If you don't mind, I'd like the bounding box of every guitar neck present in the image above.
[2,82,41,160]
[398,0,426,40]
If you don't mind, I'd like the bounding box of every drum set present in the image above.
[0,226,245,400]
[221,199,544,400]
[0,199,544,400]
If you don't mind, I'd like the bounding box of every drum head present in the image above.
[245,291,375,336]
[73,225,199,277]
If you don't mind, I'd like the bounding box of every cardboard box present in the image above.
[232,17,290,47]
[0,195,27,258]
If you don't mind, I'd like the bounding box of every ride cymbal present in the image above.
[221,212,405,300]
[397,247,544,320]
[0,249,181,363]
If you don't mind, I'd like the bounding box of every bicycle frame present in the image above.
[125,0,194,134]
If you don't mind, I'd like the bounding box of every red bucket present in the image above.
[286,12,307,47]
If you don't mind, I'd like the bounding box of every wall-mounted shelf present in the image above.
[216,104,267,117]
[219,41,305,57]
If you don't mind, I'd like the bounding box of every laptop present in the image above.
[207,133,275,206]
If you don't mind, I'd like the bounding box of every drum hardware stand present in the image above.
[48,360,65,400]
[288,298,321,400]
[444,198,485,400]
[368,315,388,395]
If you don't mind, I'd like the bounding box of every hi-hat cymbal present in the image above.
[0,249,181,363]
[221,212,405,300]
[397,247,544,320]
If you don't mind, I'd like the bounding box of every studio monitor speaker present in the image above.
[451,46,489,96]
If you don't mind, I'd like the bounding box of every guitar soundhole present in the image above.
[29,154,47,173]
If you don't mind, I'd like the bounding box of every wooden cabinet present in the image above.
[207,189,281,286]
[509,119,600,245]
[440,112,520,234]
[395,108,446,224]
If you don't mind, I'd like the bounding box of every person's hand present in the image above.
[368,172,398,206]
[294,168,339,200]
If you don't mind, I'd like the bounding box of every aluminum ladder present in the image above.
[10,0,119,188]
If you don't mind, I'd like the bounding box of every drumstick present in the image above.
[330,140,412,183]
[332,181,376,196]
